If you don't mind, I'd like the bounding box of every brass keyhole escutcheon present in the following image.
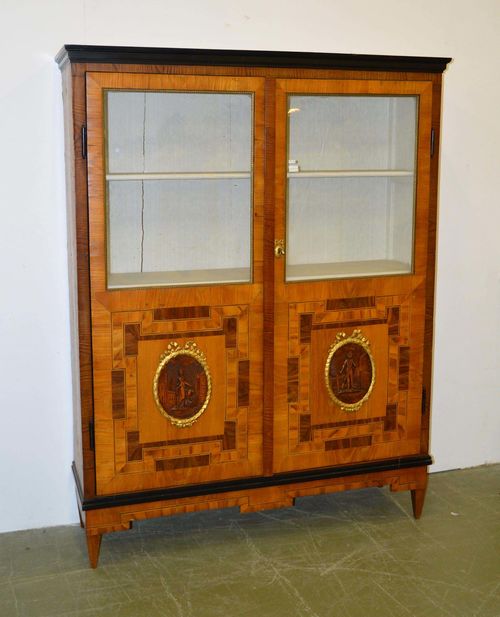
[274,239,285,258]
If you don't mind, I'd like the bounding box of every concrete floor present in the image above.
[0,464,499,617]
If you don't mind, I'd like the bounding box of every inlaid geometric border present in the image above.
[286,294,412,456]
[109,304,250,475]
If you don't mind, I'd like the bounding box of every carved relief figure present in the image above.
[157,353,209,421]
[339,350,358,392]
[154,341,212,428]
[176,368,195,407]
[326,331,375,411]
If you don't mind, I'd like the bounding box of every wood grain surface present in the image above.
[86,72,266,496]
[272,77,433,474]
[60,54,446,568]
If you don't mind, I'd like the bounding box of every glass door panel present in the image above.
[286,95,417,281]
[273,78,434,475]
[105,91,253,288]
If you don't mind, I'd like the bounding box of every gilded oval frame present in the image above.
[325,329,376,412]
[153,341,212,428]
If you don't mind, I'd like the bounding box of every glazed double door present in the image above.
[86,72,433,496]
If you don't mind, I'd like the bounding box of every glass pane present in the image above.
[286,95,417,281]
[105,90,253,288]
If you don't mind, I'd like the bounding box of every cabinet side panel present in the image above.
[61,63,84,487]
[65,64,96,497]
[421,75,443,454]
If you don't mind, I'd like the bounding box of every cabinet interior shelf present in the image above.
[287,259,411,281]
[287,170,414,178]
[106,172,251,181]
[108,267,251,289]
[109,261,410,288]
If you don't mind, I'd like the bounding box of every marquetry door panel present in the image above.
[86,72,265,495]
[273,77,433,473]
[94,301,262,495]
[273,285,426,472]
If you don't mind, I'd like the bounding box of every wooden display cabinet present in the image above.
[56,45,450,567]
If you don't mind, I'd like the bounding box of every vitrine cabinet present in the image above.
[57,45,450,567]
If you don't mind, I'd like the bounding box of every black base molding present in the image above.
[73,454,432,512]
[56,45,451,73]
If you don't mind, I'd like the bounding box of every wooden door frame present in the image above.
[272,77,434,473]
[86,71,267,495]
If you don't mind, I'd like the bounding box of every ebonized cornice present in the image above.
[56,45,451,73]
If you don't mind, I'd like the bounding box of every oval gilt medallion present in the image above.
[153,341,211,428]
[325,330,375,412]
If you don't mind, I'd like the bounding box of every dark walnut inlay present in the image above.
[157,355,209,421]
[328,343,373,405]
[326,330,375,412]
[154,341,211,428]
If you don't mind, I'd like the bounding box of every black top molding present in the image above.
[56,44,451,73]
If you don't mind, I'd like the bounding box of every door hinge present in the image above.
[430,128,435,158]
[89,419,95,450]
[81,125,87,159]
[421,386,427,415]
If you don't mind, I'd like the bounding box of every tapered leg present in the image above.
[86,533,102,569]
[411,488,426,518]
[411,475,428,519]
